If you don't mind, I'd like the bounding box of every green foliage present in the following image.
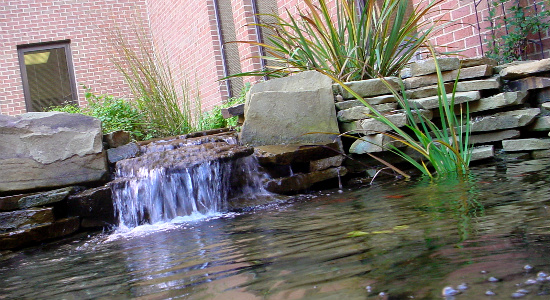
[337,50,471,179]
[485,0,550,63]
[198,84,249,131]
[48,87,150,140]
[230,0,441,81]
[108,22,200,137]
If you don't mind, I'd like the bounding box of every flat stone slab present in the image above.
[410,57,460,77]
[500,58,550,79]
[309,155,344,172]
[67,185,114,223]
[469,129,520,145]
[404,82,454,99]
[0,207,54,232]
[334,95,396,110]
[408,91,480,110]
[221,103,245,118]
[508,76,550,91]
[104,131,130,149]
[334,77,400,100]
[469,91,528,113]
[455,77,501,92]
[404,65,493,89]
[349,133,405,153]
[341,109,433,134]
[470,108,540,132]
[528,116,550,131]
[460,57,498,68]
[254,143,340,166]
[0,217,79,250]
[265,166,347,194]
[503,138,550,151]
[107,142,140,164]
[17,187,72,209]
[470,145,495,161]
[337,103,398,122]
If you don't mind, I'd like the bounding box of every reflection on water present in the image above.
[2,159,550,299]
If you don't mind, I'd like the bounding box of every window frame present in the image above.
[17,40,78,112]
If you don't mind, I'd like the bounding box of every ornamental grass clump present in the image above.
[232,0,442,81]
[108,24,200,138]
[337,49,471,179]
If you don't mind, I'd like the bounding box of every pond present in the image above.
[1,158,550,299]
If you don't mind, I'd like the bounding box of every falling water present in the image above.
[110,133,270,228]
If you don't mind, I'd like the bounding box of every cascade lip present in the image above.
[114,142,255,176]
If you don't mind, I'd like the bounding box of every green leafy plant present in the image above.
[485,0,550,63]
[198,84,250,130]
[334,49,471,179]
[48,86,150,139]
[108,22,200,137]
[231,0,442,81]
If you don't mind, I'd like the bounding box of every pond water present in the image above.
[2,158,550,299]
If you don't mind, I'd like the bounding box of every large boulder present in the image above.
[0,112,108,193]
[241,71,340,146]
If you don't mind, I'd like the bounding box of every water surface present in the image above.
[2,158,550,299]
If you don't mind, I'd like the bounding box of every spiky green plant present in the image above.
[231,0,442,81]
[335,49,471,179]
[108,23,200,138]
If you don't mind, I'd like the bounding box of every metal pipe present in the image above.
[212,0,233,98]
[250,0,268,80]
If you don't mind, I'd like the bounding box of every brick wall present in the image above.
[0,0,149,116]
[413,0,550,60]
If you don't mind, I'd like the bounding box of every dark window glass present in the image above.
[18,42,77,112]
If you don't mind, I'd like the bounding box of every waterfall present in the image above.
[110,134,269,228]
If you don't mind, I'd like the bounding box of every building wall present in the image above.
[412,0,550,60]
[0,0,149,116]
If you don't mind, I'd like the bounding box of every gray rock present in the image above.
[104,131,130,148]
[254,143,341,166]
[337,103,398,122]
[241,71,339,146]
[404,82,454,99]
[531,149,550,158]
[400,67,412,79]
[470,145,494,161]
[107,142,140,164]
[310,155,344,172]
[469,91,528,113]
[265,166,347,194]
[0,207,54,231]
[221,103,245,118]
[335,77,400,100]
[503,138,550,151]
[469,129,521,145]
[470,108,540,132]
[349,134,405,153]
[67,186,114,225]
[408,91,480,110]
[500,58,550,79]
[334,95,396,110]
[0,217,79,250]
[528,116,550,131]
[508,76,550,91]
[455,77,501,92]
[404,65,493,89]
[347,109,433,134]
[0,112,107,193]
[460,57,498,68]
[17,187,73,209]
[410,57,460,77]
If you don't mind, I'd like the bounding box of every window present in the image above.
[17,41,77,112]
